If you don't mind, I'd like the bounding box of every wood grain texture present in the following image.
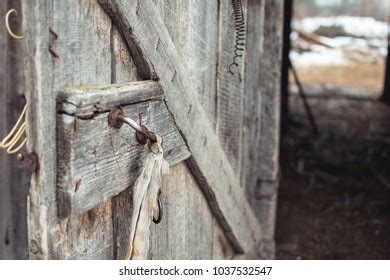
[111,26,141,83]
[57,81,163,117]
[216,0,247,173]
[253,0,284,259]
[23,0,114,259]
[109,26,144,260]
[98,0,262,254]
[257,0,283,182]
[0,0,28,259]
[241,0,265,196]
[154,0,219,126]
[150,1,234,260]
[148,163,235,260]
[111,2,230,260]
[57,82,190,217]
[0,1,11,259]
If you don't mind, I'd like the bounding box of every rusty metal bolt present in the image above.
[108,107,124,129]
[17,152,39,172]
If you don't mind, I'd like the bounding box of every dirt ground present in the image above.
[276,94,390,259]
[293,60,385,91]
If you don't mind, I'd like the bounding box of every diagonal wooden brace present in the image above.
[98,0,262,254]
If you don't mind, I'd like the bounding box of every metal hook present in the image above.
[5,9,23,40]
[153,194,163,224]
[108,107,157,143]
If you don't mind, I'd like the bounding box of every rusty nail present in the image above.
[49,27,59,58]
[74,179,81,193]
[155,38,161,50]
[49,27,58,40]
[171,70,177,82]
[138,113,144,125]
[48,47,59,59]
[17,152,39,172]
[136,0,140,15]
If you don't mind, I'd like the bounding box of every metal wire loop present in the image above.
[153,195,163,224]
[0,104,27,154]
[5,9,23,40]
[108,107,157,143]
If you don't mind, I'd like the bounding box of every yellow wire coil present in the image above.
[0,104,27,154]
[2,9,26,154]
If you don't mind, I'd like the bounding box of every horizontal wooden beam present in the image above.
[57,81,190,217]
[98,0,262,253]
[58,80,164,118]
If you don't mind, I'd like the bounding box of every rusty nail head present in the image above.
[17,152,39,172]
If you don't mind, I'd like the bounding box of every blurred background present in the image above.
[276,0,390,259]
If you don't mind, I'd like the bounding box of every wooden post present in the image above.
[250,0,284,259]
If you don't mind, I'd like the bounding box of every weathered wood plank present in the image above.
[57,82,190,217]
[58,81,164,117]
[257,0,283,182]
[0,1,11,259]
[241,0,265,195]
[154,0,219,126]
[148,163,213,259]
[111,26,141,83]
[252,0,284,259]
[98,0,262,254]
[23,0,114,259]
[148,163,235,260]
[0,0,28,259]
[216,0,247,173]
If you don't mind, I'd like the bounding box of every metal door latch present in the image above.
[108,107,157,144]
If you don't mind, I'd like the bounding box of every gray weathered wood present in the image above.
[98,0,262,254]
[24,0,114,259]
[257,0,283,182]
[149,1,234,260]
[0,0,28,259]
[57,82,190,217]
[111,26,141,83]
[216,0,247,173]
[154,0,219,127]
[148,163,235,260]
[148,163,213,259]
[252,0,284,259]
[241,0,265,195]
[0,1,11,259]
[110,5,231,260]
[109,26,144,260]
[57,81,164,117]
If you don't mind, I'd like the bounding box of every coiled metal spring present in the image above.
[228,0,246,76]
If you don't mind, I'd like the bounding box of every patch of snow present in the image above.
[290,46,348,67]
[293,16,389,39]
[291,16,388,67]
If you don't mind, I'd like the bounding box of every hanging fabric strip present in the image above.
[125,135,169,260]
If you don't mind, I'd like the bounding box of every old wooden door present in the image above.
[22,0,283,259]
